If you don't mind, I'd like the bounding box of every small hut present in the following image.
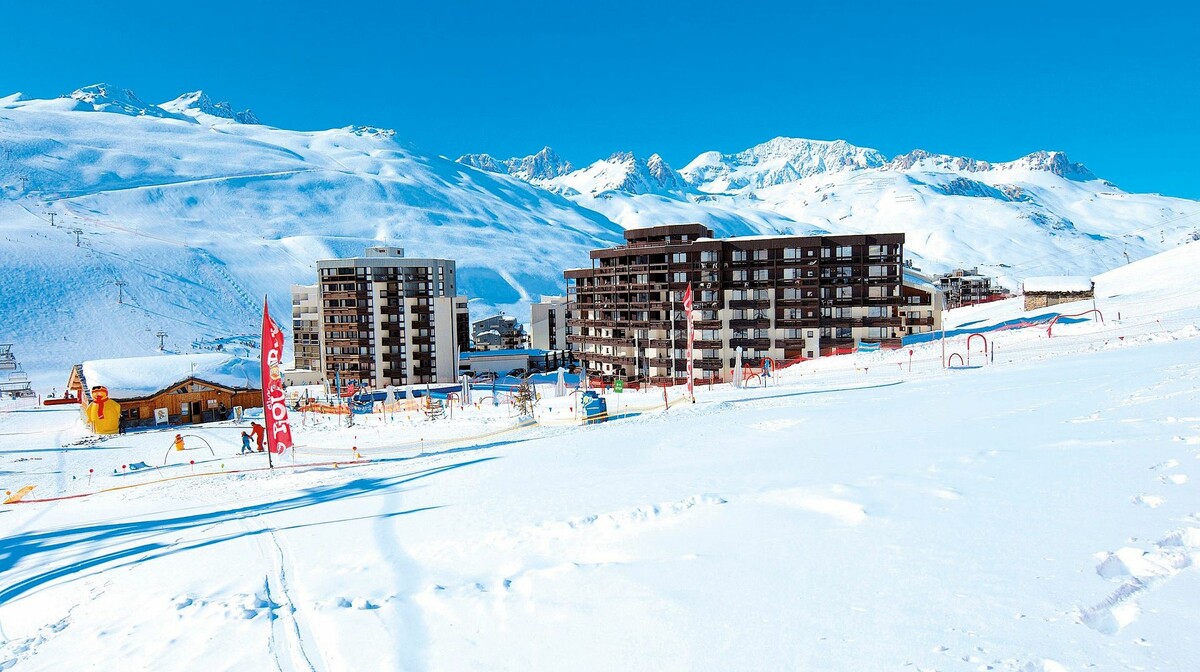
[66,353,261,429]
[1022,276,1095,311]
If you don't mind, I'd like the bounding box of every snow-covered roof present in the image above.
[81,353,260,399]
[903,269,939,293]
[1022,276,1094,294]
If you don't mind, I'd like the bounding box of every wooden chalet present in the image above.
[66,353,261,428]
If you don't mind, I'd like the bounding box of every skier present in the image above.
[240,431,254,455]
[173,433,185,451]
[250,422,265,452]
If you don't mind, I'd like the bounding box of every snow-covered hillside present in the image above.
[0,86,626,379]
[2,243,1199,671]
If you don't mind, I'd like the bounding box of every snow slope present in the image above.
[1,243,1198,671]
[0,86,626,379]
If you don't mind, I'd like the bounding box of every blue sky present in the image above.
[3,0,1198,198]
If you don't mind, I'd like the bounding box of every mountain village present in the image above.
[1,83,1198,671]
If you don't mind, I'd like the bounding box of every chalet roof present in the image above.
[79,353,261,400]
[1022,276,1094,294]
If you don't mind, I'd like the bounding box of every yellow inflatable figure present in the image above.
[85,386,121,435]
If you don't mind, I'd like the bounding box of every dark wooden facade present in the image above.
[565,224,905,383]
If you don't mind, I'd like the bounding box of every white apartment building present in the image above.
[530,295,570,351]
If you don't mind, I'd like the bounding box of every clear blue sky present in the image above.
[3,0,1198,198]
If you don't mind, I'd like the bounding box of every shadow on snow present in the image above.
[0,457,496,605]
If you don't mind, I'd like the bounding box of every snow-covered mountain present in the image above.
[548,151,689,196]
[160,91,260,125]
[0,86,625,378]
[463,136,1199,289]
[456,146,573,182]
[458,149,810,238]
[681,137,887,192]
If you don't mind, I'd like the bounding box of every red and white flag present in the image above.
[261,297,294,454]
[683,283,695,400]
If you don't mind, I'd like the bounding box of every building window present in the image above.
[731,250,747,262]
[671,252,688,264]
[751,249,768,261]
[700,250,718,263]
[731,270,748,282]
[783,247,802,260]
[672,272,688,283]
[836,245,853,258]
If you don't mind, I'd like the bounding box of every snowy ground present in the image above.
[2,246,1199,671]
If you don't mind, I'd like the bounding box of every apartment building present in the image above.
[530,295,570,351]
[290,284,321,371]
[564,224,905,384]
[316,246,469,388]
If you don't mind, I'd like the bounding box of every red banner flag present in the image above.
[261,297,294,455]
[683,283,695,400]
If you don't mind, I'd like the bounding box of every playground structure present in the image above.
[945,333,990,369]
[161,434,215,465]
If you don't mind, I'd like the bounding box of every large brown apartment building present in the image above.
[564,224,908,384]
[316,247,469,388]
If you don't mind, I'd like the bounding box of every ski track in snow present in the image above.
[239,515,322,672]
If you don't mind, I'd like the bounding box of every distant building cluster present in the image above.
[471,314,526,351]
[284,225,957,391]
[935,267,1011,309]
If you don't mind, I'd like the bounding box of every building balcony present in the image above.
[862,315,902,325]
[728,318,771,329]
[729,338,771,349]
[729,299,772,310]
[774,338,807,348]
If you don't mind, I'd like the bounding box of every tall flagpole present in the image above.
[670,290,676,387]
[261,296,274,470]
